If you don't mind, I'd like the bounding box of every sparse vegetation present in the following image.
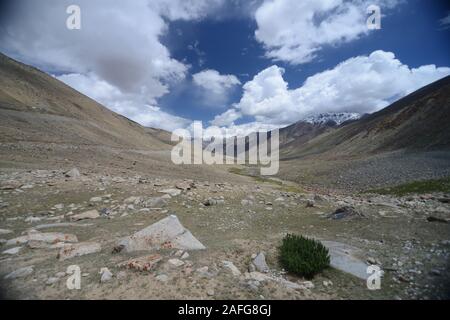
[368,177,450,196]
[279,234,330,279]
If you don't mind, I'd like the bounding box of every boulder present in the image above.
[117,215,206,252]
[7,231,78,246]
[2,247,22,255]
[252,252,269,273]
[119,254,162,272]
[328,206,364,220]
[222,261,241,277]
[322,241,368,280]
[57,242,101,261]
[65,168,80,178]
[168,258,185,267]
[70,210,100,221]
[159,189,181,197]
[100,267,113,283]
[4,266,34,280]
[0,229,13,235]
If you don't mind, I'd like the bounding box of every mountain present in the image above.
[0,53,169,150]
[280,76,450,160]
[304,112,361,126]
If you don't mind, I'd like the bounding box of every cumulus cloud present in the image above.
[192,69,241,107]
[210,108,242,126]
[56,73,190,131]
[215,50,450,129]
[0,0,223,131]
[254,0,401,64]
[439,12,450,29]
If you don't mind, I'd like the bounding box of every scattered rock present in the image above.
[0,180,23,190]
[4,266,34,280]
[46,277,59,285]
[0,229,13,235]
[57,242,101,261]
[156,274,169,282]
[241,199,254,206]
[159,189,181,197]
[100,267,113,283]
[305,200,315,208]
[89,197,102,203]
[168,258,185,267]
[222,261,241,277]
[328,206,364,220]
[70,210,100,221]
[2,246,22,255]
[117,215,206,252]
[426,216,449,224]
[322,241,368,280]
[7,231,78,246]
[206,289,215,296]
[119,254,162,272]
[251,252,269,273]
[65,168,80,178]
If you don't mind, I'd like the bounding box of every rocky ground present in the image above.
[0,166,449,300]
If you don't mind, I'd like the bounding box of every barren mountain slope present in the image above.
[280,76,450,160]
[0,53,168,150]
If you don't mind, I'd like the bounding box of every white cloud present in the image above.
[254,0,401,64]
[0,0,223,131]
[220,50,450,128]
[439,12,450,29]
[57,72,190,132]
[210,108,242,126]
[193,69,241,107]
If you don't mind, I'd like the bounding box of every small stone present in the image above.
[90,197,102,203]
[70,210,100,221]
[156,274,169,282]
[0,229,13,235]
[65,168,80,178]
[100,267,113,283]
[252,252,269,273]
[181,252,190,260]
[222,261,241,277]
[206,289,215,296]
[46,277,59,285]
[4,266,34,280]
[168,258,185,267]
[2,247,22,255]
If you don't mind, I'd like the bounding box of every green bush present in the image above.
[279,234,330,279]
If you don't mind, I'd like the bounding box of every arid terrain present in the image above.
[0,53,449,300]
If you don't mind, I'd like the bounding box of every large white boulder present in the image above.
[117,215,205,252]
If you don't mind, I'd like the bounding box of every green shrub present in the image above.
[279,234,330,279]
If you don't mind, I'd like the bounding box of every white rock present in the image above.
[168,258,185,267]
[222,261,241,277]
[7,231,78,246]
[46,277,59,285]
[252,252,269,273]
[156,274,169,282]
[4,266,34,280]
[0,229,13,235]
[100,267,113,283]
[117,215,206,252]
[159,189,181,197]
[58,242,101,261]
[70,210,100,221]
[90,197,102,203]
[65,168,80,178]
[2,246,22,255]
[181,252,190,259]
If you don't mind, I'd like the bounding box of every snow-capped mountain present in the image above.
[305,112,361,126]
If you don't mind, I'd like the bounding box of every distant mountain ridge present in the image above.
[279,75,450,160]
[304,112,361,126]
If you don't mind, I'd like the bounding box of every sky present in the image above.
[1,0,450,136]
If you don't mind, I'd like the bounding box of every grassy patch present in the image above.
[279,234,330,279]
[228,167,283,186]
[368,177,450,196]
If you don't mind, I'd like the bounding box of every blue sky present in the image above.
[1,0,449,135]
